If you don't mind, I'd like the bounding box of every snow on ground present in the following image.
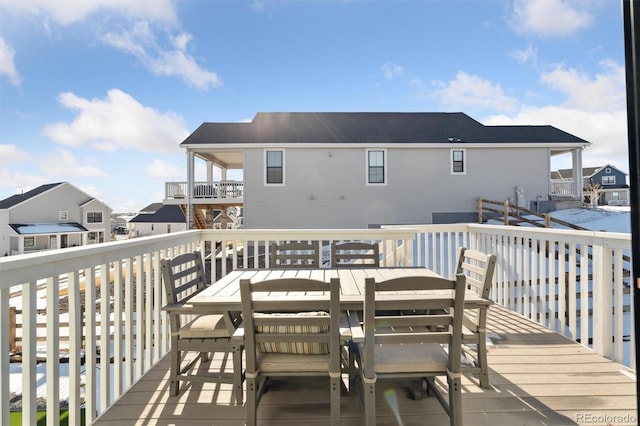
[548,206,631,233]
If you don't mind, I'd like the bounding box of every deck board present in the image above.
[93,304,637,425]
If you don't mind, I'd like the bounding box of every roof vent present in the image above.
[448,137,462,142]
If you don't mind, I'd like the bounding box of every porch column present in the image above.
[206,160,214,183]
[572,148,584,200]
[221,168,228,181]
[53,234,60,249]
[18,236,24,255]
[186,150,195,229]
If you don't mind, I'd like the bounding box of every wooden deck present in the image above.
[93,305,637,425]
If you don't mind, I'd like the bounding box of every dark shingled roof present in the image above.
[181,112,590,145]
[0,183,64,209]
[130,205,186,223]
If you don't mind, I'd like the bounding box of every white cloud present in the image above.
[510,45,538,66]
[0,36,22,87]
[380,62,403,81]
[40,148,110,178]
[146,158,183,179]
[510,0,593,37]
[432,71,520,113]
[0,168,46,194]
[0,0,177,26]
[540,60,625,112]
[43,89,189,154]
[102,22,223,90]
[0,144,30,162]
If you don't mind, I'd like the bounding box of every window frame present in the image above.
[59,211,69,221]
[602,175,616,185]
[264,149,285,186]
[450,148,466,175]
[87,211,103,224]
[366,149,387,186]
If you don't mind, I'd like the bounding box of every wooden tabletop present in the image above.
[189,267,492,311]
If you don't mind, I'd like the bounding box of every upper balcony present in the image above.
[1,225,635,425]
[164,180,244,205]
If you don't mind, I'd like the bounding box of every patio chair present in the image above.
[239,277,341,426]
[161,251,244,402]
[357,274,466,426]
[271,241,320,268]
[330,241,380,268]
[455,247,496,388]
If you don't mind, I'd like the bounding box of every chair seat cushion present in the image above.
[256,311,330,354]
[179,313,232,339]
[359,341,448,374]
[256,351,331,373]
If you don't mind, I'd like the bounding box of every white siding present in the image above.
[243,145,550,228]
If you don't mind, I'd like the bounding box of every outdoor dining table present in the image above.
[189,267,493,313]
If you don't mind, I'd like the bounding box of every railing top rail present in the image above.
[0,230,202,289]
[201,227,419,241]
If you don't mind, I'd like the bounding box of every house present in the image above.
[551,164,629,206]
[128,204,187,237]
[164,112,591,229]
[0,182,112,255]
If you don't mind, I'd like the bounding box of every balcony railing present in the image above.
[550,179,578,198]
[0,224,633,424]
[164,181,244,201]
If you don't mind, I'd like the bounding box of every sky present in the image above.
[0,0,630,212]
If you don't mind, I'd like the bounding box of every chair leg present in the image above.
[331,375,341,426]
[477,331,490,388]
[362,375,376,426]
[169,344,180,396]
[233,345,244,404]
[246,376,257,426]
[448,374,462,426]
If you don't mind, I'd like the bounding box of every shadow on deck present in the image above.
[93,305,637,426]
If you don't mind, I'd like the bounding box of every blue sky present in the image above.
[0,0,628,212]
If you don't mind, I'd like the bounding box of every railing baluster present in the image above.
[22,280,37,426]
[46,276,60,426]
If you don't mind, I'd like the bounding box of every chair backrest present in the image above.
[362,274,466,378]
[161,250,241,332]
[330,241,380,268]
[455,248,497,299]
[271,241,320,268]
[239,277,341,373]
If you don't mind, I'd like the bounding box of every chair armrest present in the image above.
[162,302,201,315]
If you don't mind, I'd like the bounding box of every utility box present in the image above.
[515,186,525,207]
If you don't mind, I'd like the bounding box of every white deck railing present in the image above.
[0,225,633,424]
[165,180,244,200]
[550,179,578,197]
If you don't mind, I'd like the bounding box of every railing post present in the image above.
[478,198,483,223]
[592,241,613,358]
[545,213,551,228]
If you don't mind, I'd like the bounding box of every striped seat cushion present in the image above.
[256,311,330,354]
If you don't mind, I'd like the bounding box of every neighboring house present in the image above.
[552,164,630,206]
[128,204,186,237]
[164,112,591,228]
[0,182,112,256]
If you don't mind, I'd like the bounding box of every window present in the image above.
[602,176,616,185]
[87,211,103,223]
[24,237,35,248]
[59,211,68,221]
[265,150,284,185]
[367,149,386,185]
[605,168,612,173]
[451,149,466,174]
[612,191,620,200]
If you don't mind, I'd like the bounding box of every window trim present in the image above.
[366,149,387,186]
[602,175,616,185]
[87,211,103,224]
[450,148,466,175]
[59,211,69,221]
[264,149,285,186]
